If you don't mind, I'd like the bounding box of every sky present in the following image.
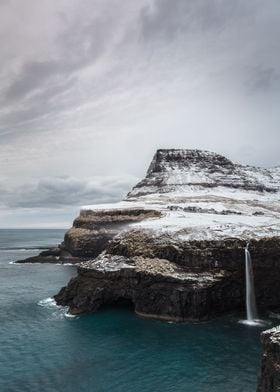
[0,0,280,228]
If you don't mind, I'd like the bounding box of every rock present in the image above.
[128,149,279,197]
[63,207,161,258]
[54,253,235,321]
[15,244,83,264]
[257,326,280,392]
[54,235,280,321]
[16,247,64,264]
[16,255,60,264]
[15,207,161,264]
[39,247,61,257]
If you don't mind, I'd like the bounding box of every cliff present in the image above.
[50,149,280,321]
[257,327,280,392]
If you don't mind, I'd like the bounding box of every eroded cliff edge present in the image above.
[53,149,280,322]
[257,327,280,392]
[55,235,280,322]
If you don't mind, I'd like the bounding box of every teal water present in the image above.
[0,229,274,392]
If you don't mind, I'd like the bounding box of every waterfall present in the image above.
[244,243,258,322]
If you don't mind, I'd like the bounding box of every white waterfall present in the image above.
[245,243,258,322]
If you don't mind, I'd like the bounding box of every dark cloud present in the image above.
[0,176,137,208]
[4,61,59,102]
[57,12,112,65]
[245,66,279,94]
[0,76,77,138]
[2,1,122,106]
[140,0,249,40]
[0,1,125,140]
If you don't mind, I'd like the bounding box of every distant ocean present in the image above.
[0,229,272,392]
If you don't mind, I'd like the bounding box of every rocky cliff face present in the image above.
[54,236,280,322]
[128,149,280,196]
[52,149,280,322]
[257,327,280,392]
[16,206,162,264]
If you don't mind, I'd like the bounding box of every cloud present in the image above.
[140,0,248,40]
[4,61,60,102]
[0,0,141,138]
[0,175,137,209]
[245,66,279,94]
[0,0,280,226]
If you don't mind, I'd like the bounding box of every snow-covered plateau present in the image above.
[80,148,280,241]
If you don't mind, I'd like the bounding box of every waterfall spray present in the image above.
[244,242,258,322]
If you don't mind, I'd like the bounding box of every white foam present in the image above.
[37,297,78,319]
[1,248,45,252]
[64,313,77,318]
[238,319,271,327]
[38,297,59,308]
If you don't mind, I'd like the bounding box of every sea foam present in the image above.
[37,297,78,319]
[38,297,58,308]
[238,319,271,327]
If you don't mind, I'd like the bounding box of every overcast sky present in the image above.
[1,0,280,228]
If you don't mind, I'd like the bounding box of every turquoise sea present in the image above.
[0,229,274,392]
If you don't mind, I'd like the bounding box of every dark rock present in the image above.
[15,246,82,264]
[63,208,161,258]
[39,247,61,257]
[55,235,280,320]
[257,327,280,392]
[15,207,161,264]
[128,149,279,197]
[16,255,59,264]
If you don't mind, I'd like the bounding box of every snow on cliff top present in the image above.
[81,149,280,240]
[129,149,280,197]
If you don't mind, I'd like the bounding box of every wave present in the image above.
[64,313,77,319]
[38,297,59,308]
[0,246,53,251]
[9,261,76,266]
[37,297,78,319]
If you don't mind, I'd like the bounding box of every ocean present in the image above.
[0,229,272,392]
